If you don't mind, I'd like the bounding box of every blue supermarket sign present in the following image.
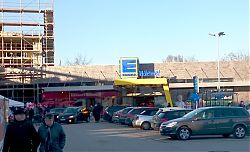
[119,57,139,79]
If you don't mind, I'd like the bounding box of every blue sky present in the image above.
[55,0,249,65]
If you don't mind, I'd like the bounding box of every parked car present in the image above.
[103,105,127,122]
[118,107,134,124]
[49,107,65,122]
[112,108,130,123]
[151,109,192,130]
[124,107,156,126]
[245,104,250,114]
[160,107,250,140]
[58,107,90,124]
[132,108,159,130]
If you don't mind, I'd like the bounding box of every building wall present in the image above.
[0,60,249,103]
[42,61,249,83]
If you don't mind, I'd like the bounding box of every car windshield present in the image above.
[140,109,158,116]
[155,110,163,115]
[183,108,203,119]
[122,107,133,114]
[130,108,147,114]
[63,108,77,114]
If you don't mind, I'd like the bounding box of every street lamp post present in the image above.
[209,32,225,92]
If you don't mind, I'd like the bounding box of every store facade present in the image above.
[114,57,173,107]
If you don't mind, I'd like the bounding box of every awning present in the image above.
[114,78,168,85]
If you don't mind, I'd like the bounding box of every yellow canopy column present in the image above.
[163,84,173,107]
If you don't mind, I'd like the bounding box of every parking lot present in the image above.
[63,120,250,152]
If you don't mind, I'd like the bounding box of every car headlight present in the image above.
[69,115,74,118]
[56,116,59,118]
[83,111,89,114]
[166,122,177,128]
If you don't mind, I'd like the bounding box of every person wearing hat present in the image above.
[38,113,66,152]
[2,107,40,152]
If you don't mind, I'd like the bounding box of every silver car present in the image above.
[132,108,159,130]
[132,115,154,130]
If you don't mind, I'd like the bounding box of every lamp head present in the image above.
[218,32,225,37]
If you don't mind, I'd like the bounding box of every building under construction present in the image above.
[0,0,54,67]
[0,0,54,103]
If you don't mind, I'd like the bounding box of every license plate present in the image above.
[60,119,65,121]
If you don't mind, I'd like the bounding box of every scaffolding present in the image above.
[0,0,54,103]
[0,0,54,68]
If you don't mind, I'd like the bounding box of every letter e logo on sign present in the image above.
[119,57,139,79]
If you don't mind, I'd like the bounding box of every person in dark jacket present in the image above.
[28,108,35,121]
[92,103,103,122]
[3,107,40,152]
[38,113,66,152]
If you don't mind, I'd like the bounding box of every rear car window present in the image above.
[130,108,147,114]
[221,108,248,117]
[158,110,191,119]
[211,108,249,118]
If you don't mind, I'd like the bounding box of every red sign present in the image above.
[42,91,118,102]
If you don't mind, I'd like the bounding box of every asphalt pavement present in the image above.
[62,120,250,152]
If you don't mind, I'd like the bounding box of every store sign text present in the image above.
[139,70,160,77]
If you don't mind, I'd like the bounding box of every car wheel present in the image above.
[233,125,246,139]
[222,134,230,138]
[177,127,191,140]
[141,122,151,130]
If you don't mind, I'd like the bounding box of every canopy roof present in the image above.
[0,95,24,107]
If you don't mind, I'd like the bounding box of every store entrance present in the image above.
[134,96,154,107]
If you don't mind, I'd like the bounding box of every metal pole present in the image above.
[217,35,220,92]
[209,32,225,92]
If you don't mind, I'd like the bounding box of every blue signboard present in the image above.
[119,57,139,79]
[190,92,200,102]
[139,70,160,77]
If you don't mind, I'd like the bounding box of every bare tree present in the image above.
[162,55,197,63]
[222,51,250,61]
[184,56,198,62]
[66,53,92,65]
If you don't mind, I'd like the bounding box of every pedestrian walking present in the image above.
[2,107,40,152]
[38,113,66,152]
[28,107,35,121]
[92,103,103,122]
